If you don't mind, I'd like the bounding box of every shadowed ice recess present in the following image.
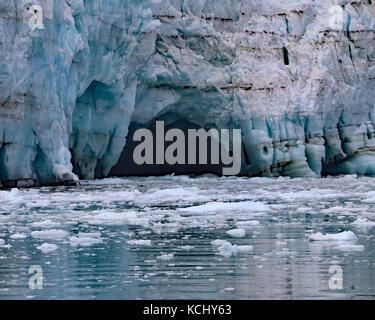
[1,175,375,299]
[2,0,375,186]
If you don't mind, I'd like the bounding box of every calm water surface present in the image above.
[0,175,374,299]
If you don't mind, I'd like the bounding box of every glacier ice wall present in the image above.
[1,0,375,186]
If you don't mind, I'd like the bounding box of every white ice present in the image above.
[226,228,246,238]
[37,243,59,253]
[31,229,69,240]
[127,240,152,246]
[308,231,358,242]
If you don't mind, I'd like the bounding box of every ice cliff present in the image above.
[1,0,375,187]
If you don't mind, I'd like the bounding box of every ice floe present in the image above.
[37,243,58,253]
[352,218,375,228]
[10,234,27,239]
[226,228,246,238]
[308,231,358,242]
[127,240,152,246]
[0,188,21,201]
[69,233,103,247]
[31,229,69,240]
[212,240,253,256]
[157,253,174,260]
[31,220,61,229]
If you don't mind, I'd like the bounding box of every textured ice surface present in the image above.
[2,1,375,186]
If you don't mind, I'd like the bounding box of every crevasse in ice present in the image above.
[1,0,375,186]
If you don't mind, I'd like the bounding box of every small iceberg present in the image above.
[10,233,27,239]
[212,240,253,256]
[157,253,174,260]
[31,220,61,229]
[127,240,152,246]
[226,228,246,238]
[37,243,58,253]
[69,233,103,247]
[31,229,68,240]
[352,218,375,228]
[308,231,358,242]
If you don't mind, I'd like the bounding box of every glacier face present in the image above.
[1,0,375,187]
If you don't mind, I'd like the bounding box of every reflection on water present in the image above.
[0,175,375,300]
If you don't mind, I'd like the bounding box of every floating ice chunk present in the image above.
[10,234,27,239]
[211,239,228,247]
[226,228,246,238]
[31,229,68,240]
[37,243,58,253]
[0,188,21,201]
[180,201,269,213]
[0,239,4,246]
[352,218,375,228]
[216,241,253,256]
[127,240,152,246]
[157,253,174,260]
[31,220,61,229]
[335,244,365,252]
[308,231,358,242]
[69,234,103,247]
